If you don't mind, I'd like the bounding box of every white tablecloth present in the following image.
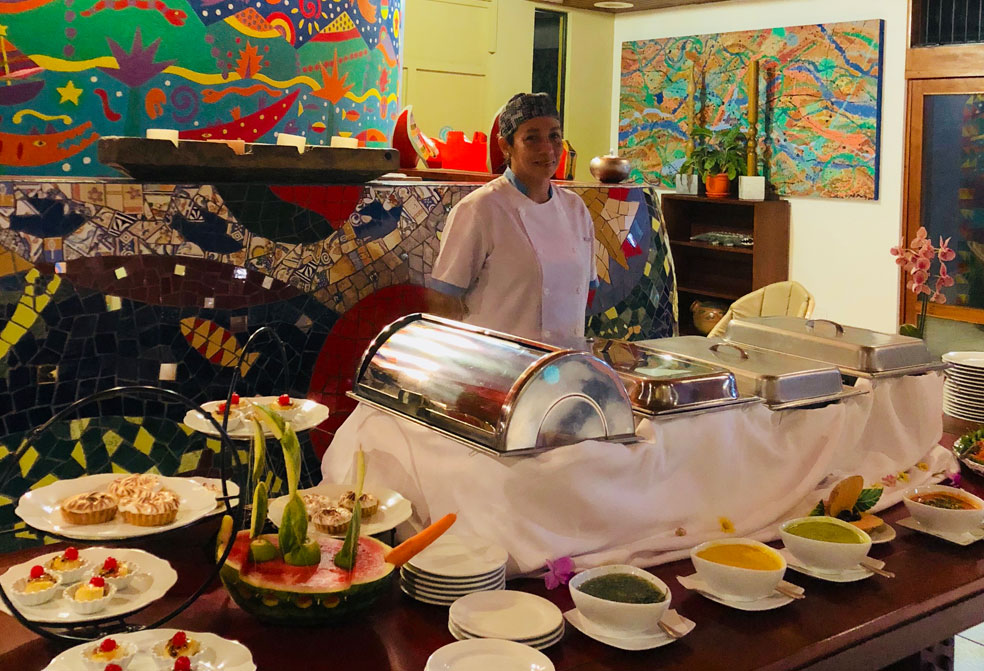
[322,373,954,575]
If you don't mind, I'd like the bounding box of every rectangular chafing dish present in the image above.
[591,338,762,417]
[349,314,637,457]
[636,336,866,409]
[724,317,947,378]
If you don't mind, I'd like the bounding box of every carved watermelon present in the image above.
[221,530,394,624]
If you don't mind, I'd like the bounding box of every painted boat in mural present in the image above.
[0,33,43,105]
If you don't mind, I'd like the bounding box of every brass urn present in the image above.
[589,151,630,184]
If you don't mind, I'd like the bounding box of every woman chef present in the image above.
[426,92,597,348]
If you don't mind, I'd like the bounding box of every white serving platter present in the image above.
[44,628,255,671]
[0,547,177,624]
[267,483,411,538]
[183,396,329,438]
[16,475,217,540]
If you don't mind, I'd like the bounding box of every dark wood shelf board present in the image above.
[670,240,754,255]
[677,285,743,301]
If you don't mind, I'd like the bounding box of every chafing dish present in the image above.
[724,317,947,378]
[591,339,762,417]
[636,336,866,409]
[349,314,636,457]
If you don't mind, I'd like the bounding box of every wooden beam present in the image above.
[907,44,984,80]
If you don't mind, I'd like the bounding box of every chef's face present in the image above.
[501,117,563,185]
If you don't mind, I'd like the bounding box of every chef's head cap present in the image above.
[498,93,560,143]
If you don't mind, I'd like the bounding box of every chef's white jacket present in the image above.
[429,175,596,348]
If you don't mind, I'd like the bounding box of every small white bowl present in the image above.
[88,559,137,591]
[81,639,137,671]
[64,581,116,615]
[903,485,984,534]
[209,404,243,432]
[267,397,303,422]
[11,571,63,606]
[568,564,670,635]
[779,516,872,572]
[45,555,90,585]
[690,538,786,602]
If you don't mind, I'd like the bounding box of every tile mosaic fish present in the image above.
[180,316,259,375]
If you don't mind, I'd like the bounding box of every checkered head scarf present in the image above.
[498,93,560,143]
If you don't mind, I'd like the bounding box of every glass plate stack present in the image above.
[943,352,984,422]
[400,534,507,606]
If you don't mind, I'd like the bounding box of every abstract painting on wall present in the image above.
[0,0,402,177]
[619,20,884,199]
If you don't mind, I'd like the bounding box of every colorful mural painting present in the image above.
[0,0,402,176]
[619,20,884,199]
[0,178,677,549]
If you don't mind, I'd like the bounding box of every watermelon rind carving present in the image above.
[221,530,394,624]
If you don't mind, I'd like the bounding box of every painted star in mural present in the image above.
[56,80,83,105]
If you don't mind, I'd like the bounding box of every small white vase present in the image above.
[739,176,766,201]
[675,173,699,195]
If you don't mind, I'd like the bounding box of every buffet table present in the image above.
[2,482,983,671]
[324,373,951,574]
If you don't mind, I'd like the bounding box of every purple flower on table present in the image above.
[544,556,575,590]
[944,471,962,488]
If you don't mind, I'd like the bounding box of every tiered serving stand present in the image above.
[0,385,247,643]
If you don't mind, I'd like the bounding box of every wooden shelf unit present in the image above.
[661,194,790,334]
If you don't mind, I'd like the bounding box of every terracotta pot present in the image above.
[589,154,631,184]
[691,300,727,335]
[704,173,731,198]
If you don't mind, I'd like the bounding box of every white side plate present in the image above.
[267,483,411,538]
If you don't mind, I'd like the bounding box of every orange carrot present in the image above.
[384,513,457,567]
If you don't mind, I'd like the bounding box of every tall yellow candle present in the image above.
[685,64,696,166]
[746,59,759,177]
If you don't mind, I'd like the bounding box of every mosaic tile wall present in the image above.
[0,179,677,548]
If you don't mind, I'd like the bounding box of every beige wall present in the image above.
[614,0,908,332]
[403,0,613,181]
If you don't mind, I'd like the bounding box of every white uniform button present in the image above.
[544,288,551,296]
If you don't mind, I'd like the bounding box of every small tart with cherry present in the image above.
[91,555,135,590]
[13,564,62,605]
[267,393,301,420]
[153,631,203,663]
[45,546,89,584]
[66,575,115,614]
[83,637,134,667]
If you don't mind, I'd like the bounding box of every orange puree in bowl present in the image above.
[696,544,783,570]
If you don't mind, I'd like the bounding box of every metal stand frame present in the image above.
[0,385,246,643]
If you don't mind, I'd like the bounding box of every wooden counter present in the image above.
[2,464,983,671]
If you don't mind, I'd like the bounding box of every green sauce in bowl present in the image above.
[785,520,864,544]
[578,573,665,604]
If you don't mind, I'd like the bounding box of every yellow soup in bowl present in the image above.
[694,543,783,571]
[783,519,866,544]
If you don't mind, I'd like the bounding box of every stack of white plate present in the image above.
[448,591,565,650]
[400,534,508,606]
[943,352,984,422]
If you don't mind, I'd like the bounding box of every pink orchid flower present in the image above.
[544,556,575,590]
[938,237,956,262]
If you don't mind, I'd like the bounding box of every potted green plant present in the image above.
[680,125,747,198]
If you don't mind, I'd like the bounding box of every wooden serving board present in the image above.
[98,137,400,184]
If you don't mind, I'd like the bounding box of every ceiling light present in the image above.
[594,1,634,7]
